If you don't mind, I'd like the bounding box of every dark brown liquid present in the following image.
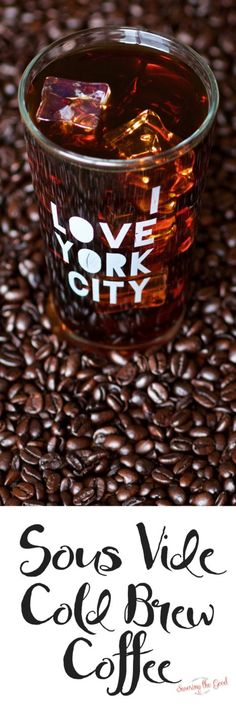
[28,42,208,158]
[26,42,212,350]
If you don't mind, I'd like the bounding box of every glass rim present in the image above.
[18,26,219,172]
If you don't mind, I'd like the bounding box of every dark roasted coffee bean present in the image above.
[173,456,193,475]
[152,469,174,484]
[228,432,236,451]
[190,492,214,506]
[170,438,192,452]
[116,363,137,385]
[192,390,218,408]
[153,409,172,427]
[203,479,221,494]
[147,382,168,403]
[12,482,35,501]
[218,462,236,478]
[0,434,18,448]
[29,419,42,438]
[73,489,95,505]
[90,410,115,424]
[168,485,187,504]
[170,352,187,377]
[46,473,61,493]
[135,373,153,389]
[106,393,123,412]
[116,485,139,502]
[158,452,183,465]
[5,469,20,485]
[175,336,201,353]
[215,492,228,506]
[139,482,153,496]
[173,380,192,397]
[125,424,146,441]
[171,411,192,432]
[62,353,80,377]
[192,437,215,455]
[135,439,154,454]
[148,424,164,439]
[221,382,236,401]
[223,478,235,493]
[135,458,154,474]
[24,391,43,414]
[116,469,139,484]
[39,453,63,470]
[208,450,220,466]
[19,448,40,465]
[179,471,195,487]
[229,343,236,364]
[0,451,12,471]
[190,426,210,438]
[103,435,126,451]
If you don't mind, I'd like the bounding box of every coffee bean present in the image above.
[139,482,153,496]
[147,382,168,403]
[173,380,192,397]
[1,0,235,506]
[192,437,215,455]
[4,469,20,485]
[135,373,153,389]
[12,482,35,501]
[229,343,236,363]
[200,366,220,382]
[135,439,154,454]
[219,462,236,478]
[192,390,218,408]
[0,434,18,448]
[221,382,236,401]
[39,453,63,470]
[152,469,174,484]
[116,485,139,502]
[175,336,202,353]
[190,426,210,438]
[171,411,192,432]
[125,425,147,441]
[148,352,166,375]
[203,479,221,494]
[116,363,137,385]
[106,393,123,412]
[117,469,139,484]
[215,492,228,506]
[135,458,154,474]
[103,435,126,451]
[170,438,192,452]
[190,492,215,506]
[24,390,43,414]
[208,450,220,465]
[170,352,188,377]
[228,432,236,450]
[19,448,40,465]
[173,456,193,475]
[90,410,115,424]
[46,473,61,493]
[62,353,80,377]
[73,488,95,505]
[179,471,195,487]
[0,451,12,471]
[168,485,187,504]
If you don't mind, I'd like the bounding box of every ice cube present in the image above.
[36,76,111,132]
[105,109,179,159]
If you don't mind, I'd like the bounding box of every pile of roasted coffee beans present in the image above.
[1,0,236,505]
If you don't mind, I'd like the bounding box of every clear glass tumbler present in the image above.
[18,27,219,352]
